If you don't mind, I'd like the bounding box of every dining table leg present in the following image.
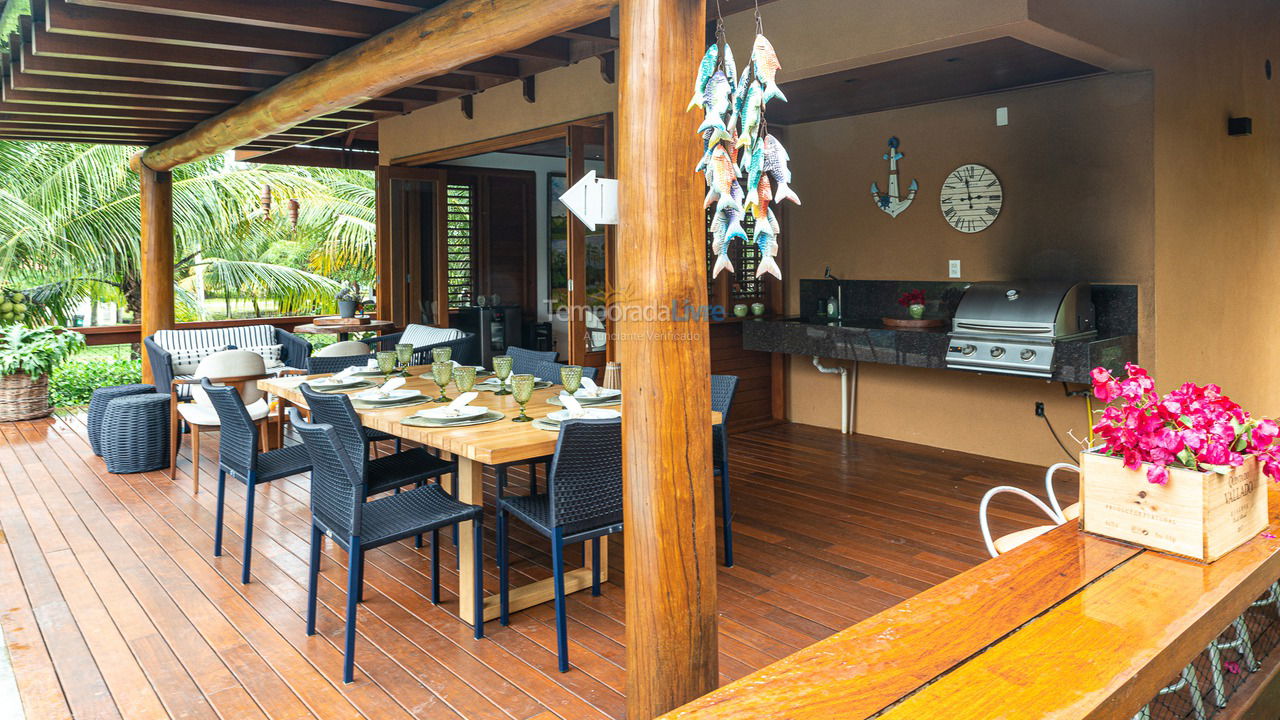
[455,456,609,625]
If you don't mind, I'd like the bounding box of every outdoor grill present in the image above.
[946,281,1096,378]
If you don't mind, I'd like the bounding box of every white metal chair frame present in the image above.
[978,463,1080,559]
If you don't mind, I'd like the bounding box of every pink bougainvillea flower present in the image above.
[1261,533,1277,540]
[1224,660,1241,675]
[1254,419,1279,448]
[1146,464,1169,485]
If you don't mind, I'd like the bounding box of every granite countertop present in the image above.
[742,316,1137,384]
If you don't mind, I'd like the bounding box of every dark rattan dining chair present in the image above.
[299,383,456,547]
[528,359,599,384]
[202,379,313,584]
[505,346,558,375]
[288,408,484,684]
[307,353,373,375]
[711,374,739,567]
[496,417,622,672]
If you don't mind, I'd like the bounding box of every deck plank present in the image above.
[1,413,1062,719]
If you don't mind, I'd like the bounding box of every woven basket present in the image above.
[0,372,52,422]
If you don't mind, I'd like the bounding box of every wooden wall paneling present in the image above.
[565,124,588,365]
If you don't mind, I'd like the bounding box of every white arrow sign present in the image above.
[558,170,618,231]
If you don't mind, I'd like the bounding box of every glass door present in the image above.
[375,166,449,328]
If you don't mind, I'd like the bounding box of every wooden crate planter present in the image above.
[1080,451,1268,562]
[0,372,52,422]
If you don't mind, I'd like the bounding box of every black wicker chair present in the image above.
[527,359,599,385]
[202,379,312,584]
[307,353,373,375]
[299,383,456,547]
[711,374,739,567]
[362,330,479,367]
[497,417,622,672]
[505,346,558,375]
[288,408,484,684]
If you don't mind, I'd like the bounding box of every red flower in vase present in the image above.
[897,289,926,307]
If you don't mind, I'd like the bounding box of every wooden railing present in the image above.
[73,315,319,346]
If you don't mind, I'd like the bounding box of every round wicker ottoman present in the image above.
[87,383,155,456]
[101,394,170,474]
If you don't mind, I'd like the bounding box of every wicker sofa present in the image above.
[144,324,310,398]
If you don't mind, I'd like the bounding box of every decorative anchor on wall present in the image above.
[870,136,918,218]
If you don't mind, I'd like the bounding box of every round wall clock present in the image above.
[940,164,1002,233]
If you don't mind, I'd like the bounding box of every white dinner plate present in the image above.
[353,388,421,403]
[546,408,621,423]
[413,405,488,421]
[313,376,363,388]
[573,387,622,401]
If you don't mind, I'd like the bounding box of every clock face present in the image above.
[940,164,1002,233]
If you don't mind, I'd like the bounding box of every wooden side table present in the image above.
[292,318,395,342]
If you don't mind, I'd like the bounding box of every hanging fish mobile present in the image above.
[689,28,799,281]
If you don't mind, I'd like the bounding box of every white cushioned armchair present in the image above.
[360,324,478,366]
[144,324,311,398]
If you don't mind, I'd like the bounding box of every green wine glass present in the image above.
[395,342,414,373]
[430,361,453,402]
[376,350,397,381]
[510,374,535,422]
[454,365,477,393]
[432,346,452,363]
[492,355,513,396]
[560,365,583,395]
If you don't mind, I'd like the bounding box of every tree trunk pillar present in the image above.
[138,163,174,384]
[617,0,717,717]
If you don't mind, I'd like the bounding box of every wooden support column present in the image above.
[617,0,716,718]
[138,163,174,383]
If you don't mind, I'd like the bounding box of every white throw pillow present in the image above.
[239,343,285,368]
[169,346,214,375]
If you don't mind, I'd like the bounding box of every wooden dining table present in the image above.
[261,368,722,626]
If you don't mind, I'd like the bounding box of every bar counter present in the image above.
[662,487,1280,719]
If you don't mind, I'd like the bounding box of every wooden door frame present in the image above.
[375,165,449,327]
[390,113,614,365]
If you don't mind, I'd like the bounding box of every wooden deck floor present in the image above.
[0,414,1069,720]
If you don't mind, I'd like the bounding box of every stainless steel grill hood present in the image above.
[946,281,1096,377]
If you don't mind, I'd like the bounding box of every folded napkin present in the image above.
[376,376,406,396]
[442,391,479,416]
[579,377,602,397]
[333,365,359,380]
[365,358,379,370]
[559,391,586,418]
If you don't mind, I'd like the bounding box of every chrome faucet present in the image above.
[824,266,842,321]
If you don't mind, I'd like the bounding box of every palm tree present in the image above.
[0,141,375,323]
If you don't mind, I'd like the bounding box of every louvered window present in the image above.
[705,208,762,300]
[446,183,476,308]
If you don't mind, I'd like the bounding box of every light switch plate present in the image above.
[996,107,1008,126]
[949,260,961,278]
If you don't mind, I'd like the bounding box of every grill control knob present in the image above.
[989,346,1006,359]
[1020,349,1036,362]
[961,344,976,356]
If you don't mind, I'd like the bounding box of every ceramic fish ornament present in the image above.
[746,175,773,220]
[754,224,781,280]
[711,186,748,279]
[696,71,734,144]
[736,83,763,149]
[763,134,800,205]
[687,44,719,111]
[751,34,787,103]
[706,145,743,215]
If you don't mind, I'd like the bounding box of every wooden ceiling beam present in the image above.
[137,0,614,171]
[0,122,169,138]
[18,35,274,90]
[1,84,234,113]
[234,146,378,171]
[0,131,154,143]
[42,0,355,58]
[452,56,521,79]
[0,100,207,121]
[500,36,572,62]
[8,64,251,103]
[26,18,309,74]
[0,112,189,129]
[408,73,476,92]
[558,18,615,41]
[65,0,407,38]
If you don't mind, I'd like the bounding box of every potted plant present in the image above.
[1080,363,1280,561]
[0,325,84,421]
[898,289,927,319]
[335,282,366,319]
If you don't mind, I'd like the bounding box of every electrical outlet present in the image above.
[948,260,961,278]
[1035,402,1046,417]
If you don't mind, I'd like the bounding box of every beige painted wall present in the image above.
[379,60,616,163]
[1030,0,1280,416]
[784,72,1154,465]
